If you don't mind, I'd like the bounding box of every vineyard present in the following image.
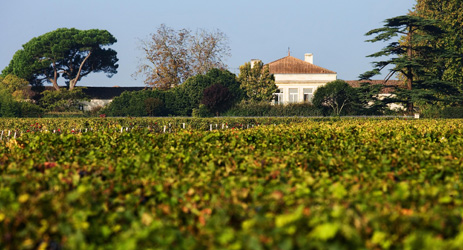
[1,117,463,249]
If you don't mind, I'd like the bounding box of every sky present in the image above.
[0,0,416,87]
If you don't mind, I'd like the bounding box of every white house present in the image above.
[253,52,337,104]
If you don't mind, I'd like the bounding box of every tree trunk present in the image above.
[69,51,92,91]
[51,79,60,91]
[50,61,60,91]
[69,79,77,91]
[407,27,414,114]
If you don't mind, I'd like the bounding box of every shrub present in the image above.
[313,80,358,116]
[201,84,233,115]
[40,88,89,112]
[104,90,147,116]
[180,69,243,115]
[85,105,104,117]
[440,106,463,118]
[225,101,321,117]
[271,103,322,116]
[104,90,167,117]
[0,94,20,117]
[145,97,165,116]
[225,101,272,116]
[19,102,44,117]
[164,87,189,116]
[192,104,213,117]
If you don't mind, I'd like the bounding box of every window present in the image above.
[303,88,314,103]
[289,88,298,103]
[274,89,284,105]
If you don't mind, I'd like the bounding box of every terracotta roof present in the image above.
[266,56,336,74]
[346,80,403,94]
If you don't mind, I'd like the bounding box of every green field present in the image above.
[1,118,463,249]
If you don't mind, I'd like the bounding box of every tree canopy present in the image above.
[179,68,242,115]
[201,83,233,116]
[0,74,29,101]
[2,28,118,91]
[136,24,231,89]
[312,80,358,116]
[238,60,277,103]
[414,0,463,87]
[360,15,460,112]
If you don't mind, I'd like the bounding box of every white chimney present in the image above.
[305,53,313,64]
[250,59,261,68]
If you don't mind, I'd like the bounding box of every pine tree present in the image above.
[2,28,118,91]
[415,0,463,87]
[360,15,460,113]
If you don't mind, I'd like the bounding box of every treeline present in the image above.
[103,71,339,117]
[0,75,89,117]
[103,77,387,117]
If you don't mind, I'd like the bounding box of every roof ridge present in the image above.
[266,55,296,65]
[266,55,336,74]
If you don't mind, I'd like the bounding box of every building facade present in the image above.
[260,53,337,104]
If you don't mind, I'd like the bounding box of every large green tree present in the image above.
[360,15,459,112]
[2,28,118,91]
[238,60,277,103]
[415,0,463,87]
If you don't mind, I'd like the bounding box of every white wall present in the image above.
[274,73,337,104]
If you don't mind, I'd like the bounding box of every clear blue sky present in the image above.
[0,0,415,87]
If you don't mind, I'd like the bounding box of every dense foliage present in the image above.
[0,74,29,101]
[104,69,242,117]
[201,84,233,115]
[103,89,166,117]
[39,88,89,112]
[312,80,358,116]
[1,118,462,249]
[225,102,322,117]
[2,28,118,90]
[361,14,462,112]
[238,61,277,102]
[0,75,43,117]
[415,0,463,88]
